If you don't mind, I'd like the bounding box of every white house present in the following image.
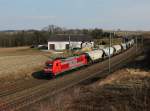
[48,35,94,50]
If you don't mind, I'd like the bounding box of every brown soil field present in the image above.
[0,47,48,56]
[0,47,51,83]
[0,47,29,53]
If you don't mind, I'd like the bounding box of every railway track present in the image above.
[0,45,142,111]
[0,79,48,98]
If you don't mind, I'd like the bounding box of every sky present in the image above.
[0,0,150,31]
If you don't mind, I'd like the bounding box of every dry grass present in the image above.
[0,47,51,83]
[0,47,46,56]
[28,68,150,111]
[0,47,29,52]
[98,68,150,87]
[0,55,48,81]
[94,38,122,47]
[71,69,150,111]
[0,47,29,55]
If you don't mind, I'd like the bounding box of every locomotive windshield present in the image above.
[46,64,53,68]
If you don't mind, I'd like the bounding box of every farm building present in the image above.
[48,35,94,50]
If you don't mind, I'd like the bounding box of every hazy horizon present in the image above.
[0,0,150,31]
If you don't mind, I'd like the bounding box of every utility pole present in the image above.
[142,35,143,46]
[124,32,127,43]
[136,34,138,55]
[109,33,112,73]
[113,31,115,45]
[141,35,144,52]
[69,35,71,50]
[126,32,128,43]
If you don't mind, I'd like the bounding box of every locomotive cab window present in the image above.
[46,64,53,67]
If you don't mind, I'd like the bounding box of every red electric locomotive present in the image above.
[44,54,87,76]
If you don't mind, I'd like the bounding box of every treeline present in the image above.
[0,25,116,47]
[0,31,50,47]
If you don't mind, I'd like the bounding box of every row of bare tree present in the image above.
[0,25,115,47]
[0,31,50,47]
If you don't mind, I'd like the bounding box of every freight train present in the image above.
[44,39,135,77]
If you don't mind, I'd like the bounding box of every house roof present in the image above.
[48,35,93,42]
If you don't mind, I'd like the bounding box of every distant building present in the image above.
[48,35,94,50]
